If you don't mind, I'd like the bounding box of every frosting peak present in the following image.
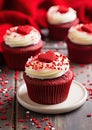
[25,50,69,79]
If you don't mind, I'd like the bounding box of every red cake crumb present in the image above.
[81,24,92,33]
[22,125,27,129]
[38,50,57,63]
[58,6,69,13]
[86,114,92,117]
[17,25,32,35]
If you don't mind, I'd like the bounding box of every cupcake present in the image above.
[47,5,79,41]
[66,23,92,64]
[23,50,73,105]
[2,25,43,70]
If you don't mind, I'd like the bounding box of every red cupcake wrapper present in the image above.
[23,70,73,105]
[2,40,43,70]
[48,18,79,41]
[66,38,92,64]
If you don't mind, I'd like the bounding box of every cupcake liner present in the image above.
[66,38,92,64]
[2,40,43,70]
[48,18,79,41]
[23,70,73,105]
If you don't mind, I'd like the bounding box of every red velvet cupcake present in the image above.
[47,5,79,41]
[23,50,73,105]
[66,23,92,64]
[2,25,43,70]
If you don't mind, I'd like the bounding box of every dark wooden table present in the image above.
[0,39,92,130]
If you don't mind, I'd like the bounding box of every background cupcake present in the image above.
[66,23,92,64]
[2,25,43,70]
[47,5,79,41]
[23,50,73,105]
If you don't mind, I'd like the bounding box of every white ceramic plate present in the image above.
[17,80,87,114]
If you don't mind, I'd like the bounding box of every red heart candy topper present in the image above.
[57,6,69,14]
[81,24,92,33]
[17,25,33,35]
[38,50,57,63]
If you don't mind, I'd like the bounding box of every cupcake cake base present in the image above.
[2,40,43,70]
[48,18,79,41]
[23,69,73,105]
[17,80,87,114]
[66,38,92,64]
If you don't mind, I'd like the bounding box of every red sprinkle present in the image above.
[58,6,69,13]
[5,122,10,126]
[12,125,15,128]
[1,115,7,120]
[86,98,89,101]
[45,117,49,121]
[25,115,30,119]
[5,93,9,97]
[44,126,49,130]
[18,119,24,122]
[22,125,27,129]
[37,124,41,128]
[17,25,32,35]
[87,114,92,117]
[89,83,92,86]
[81,24,92,33]
[0,102,4,105]
[41,118,45,122]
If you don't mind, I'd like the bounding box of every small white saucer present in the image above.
[17,80,87,114]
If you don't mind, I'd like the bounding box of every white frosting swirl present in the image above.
[68,24,92,45]
[4,26,41,47]
[25,51,69,79]
[47,6,77,24]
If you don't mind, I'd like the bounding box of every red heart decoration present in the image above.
[81,24,92,33]
[17,25,33,35]
[58,6,69,14]
[38,50,57,63]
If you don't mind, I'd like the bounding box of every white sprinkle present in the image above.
[30,119,32,121]
[31,122,34,125]
[4,88,7,92]
[3,91,6,94]
[26,111,30,114]
[5,81,9,84]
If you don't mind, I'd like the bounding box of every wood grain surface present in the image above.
[0,40,92,130]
